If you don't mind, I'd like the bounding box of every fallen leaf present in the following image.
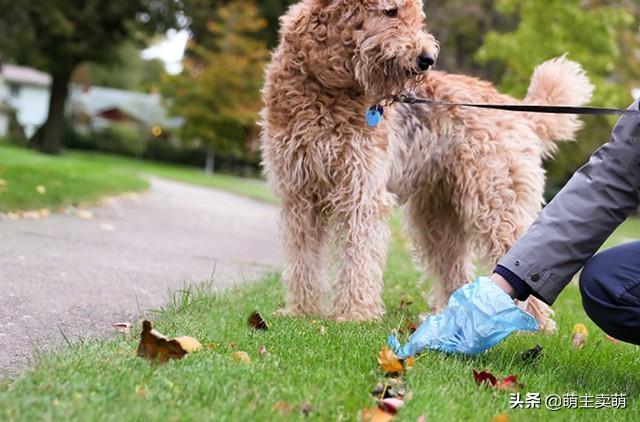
[318,325,326,335]
[572,323,589,349]
[258,345,269,356]
[378,397,404,414]
[137,320,187,363]
[36,185,46,194]
[300,401,312,416]
[371,381,406,400]
[76,209,95,219]
[406,320,417,335]
[495,375,523,392]
[229,342,238,349]
[0,179,6,186]
[521,344,543,363]
[473,370,497,387]
[473,370,522,392]
[273,401,295,413]
[206,343,217,350]
[231,351,251,364]
[248,311,268,331]
[378,346,404,374]
[492,415,510,422]
[405,357,416,368]
[416,416,426,422]
[135,384,147,397]
[113,322,132,334]
[362,407,394,422]
[174,336,203,353]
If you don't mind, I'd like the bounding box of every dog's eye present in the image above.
[384,8,398,18]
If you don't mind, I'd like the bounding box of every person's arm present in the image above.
[496,100,640,304]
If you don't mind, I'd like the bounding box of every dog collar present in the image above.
[366,105,384,127]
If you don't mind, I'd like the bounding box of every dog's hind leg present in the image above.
[279,199,328,316]
[405,189,474,313]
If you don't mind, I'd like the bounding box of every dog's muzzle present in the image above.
[417,53,435,71]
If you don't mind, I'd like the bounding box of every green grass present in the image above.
[0,145,148,213]
[1,214,639,421]
[0,145,274,213]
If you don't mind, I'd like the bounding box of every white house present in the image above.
[0,64,51,138]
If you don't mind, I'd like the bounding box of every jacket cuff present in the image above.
[494,265,532,301]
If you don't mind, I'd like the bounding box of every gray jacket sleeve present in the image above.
[498,100,640,305]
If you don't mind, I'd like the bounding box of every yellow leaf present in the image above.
[572,323,588,336]
[231,351,251,364]
[135,385,147,397]
[406,357,416,368]
[492,415,510,422]
[175,336,203,353]
[378,346,404,374]
[36,185,46,194]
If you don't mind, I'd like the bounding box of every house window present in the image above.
[8,83,20,97]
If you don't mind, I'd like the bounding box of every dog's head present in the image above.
[278,0,438,102]
[353,0,439,101]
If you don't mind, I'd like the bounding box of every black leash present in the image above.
[395,95,640,115]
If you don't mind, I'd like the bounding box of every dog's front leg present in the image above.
[333,192,392,321]
[279,200,328,317]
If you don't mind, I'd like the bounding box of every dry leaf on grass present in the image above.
[492,414,510,422]
[362,407,395,422]
[521,344,543,363]
[378,346,404,374]
[405,357,415,369]
[231,351,251,364]
[473,370,523,392]
[572,323,588,349]
[113,322,132,334]
[137,320,201,363]
[248,311,268,330]
[258,345,269,356]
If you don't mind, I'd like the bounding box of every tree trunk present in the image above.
[37,70,72,154]
[204,147,215,175]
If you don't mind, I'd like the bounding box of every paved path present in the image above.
[0,177,282,378]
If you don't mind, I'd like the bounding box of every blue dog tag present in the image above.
[366,106,384,127]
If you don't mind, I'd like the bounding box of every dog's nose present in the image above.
[417,53,435,71]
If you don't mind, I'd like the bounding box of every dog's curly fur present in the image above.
[260,0,594,322]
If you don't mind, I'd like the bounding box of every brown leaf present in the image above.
[406,320,418,335]
[521,344,543,363]
[137,320,187,363]
[473,369,497,387]
[273,401,295,413]
[248,311,269,330]
[231,351,251,364]
[378,346,404,374]
[405,357,416,369]
[495,375,523,392]
[492,415,510,422]
[113,322,132,334]
[362,407,395,422]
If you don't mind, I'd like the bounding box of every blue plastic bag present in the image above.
[388,277,539,358]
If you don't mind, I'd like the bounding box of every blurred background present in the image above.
[0,0,639,196]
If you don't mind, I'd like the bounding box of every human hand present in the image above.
[388,277,539,358]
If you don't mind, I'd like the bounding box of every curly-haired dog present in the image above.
[260,0,593,323]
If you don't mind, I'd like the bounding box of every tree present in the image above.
[164,1,268,174]
[0,1,180,154]
[475,0,639,194]
[73,42,167,93]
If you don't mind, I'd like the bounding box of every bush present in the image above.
[94,123,147,157]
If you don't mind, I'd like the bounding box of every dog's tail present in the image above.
[524,55,594,156]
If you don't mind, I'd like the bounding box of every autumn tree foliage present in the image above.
[476,0,640,194]
[165,1,268,173]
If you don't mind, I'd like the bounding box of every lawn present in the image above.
[1,209,639,421]
[0,144,274,213]
[0,145,148,213]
